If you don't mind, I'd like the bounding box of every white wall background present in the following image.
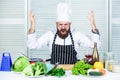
[110,0,120,61]
[0,0,27,62]
[28,0,108,60]
[0,0,120,62]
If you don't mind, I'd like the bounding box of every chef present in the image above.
[27,3,101,64]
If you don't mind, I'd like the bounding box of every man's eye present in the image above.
[59,24,63,26]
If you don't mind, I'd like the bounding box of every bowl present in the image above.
[29,58,44,64]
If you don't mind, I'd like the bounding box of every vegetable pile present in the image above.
[87,68,106,76]
[46,68,65,77]
[72,60,93,75]
[23,62,47,76]
[11,56,30,72]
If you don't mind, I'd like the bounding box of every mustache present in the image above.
[60,29,67,32]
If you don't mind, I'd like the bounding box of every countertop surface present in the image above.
[0,70,120,80]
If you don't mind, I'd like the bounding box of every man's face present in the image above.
[56,21,71,39]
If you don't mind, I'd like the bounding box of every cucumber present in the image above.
[89,71,102,76]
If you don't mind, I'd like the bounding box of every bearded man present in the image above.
[27,3,100,64]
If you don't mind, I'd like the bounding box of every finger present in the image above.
[88,11,92,21]
[29,10,32,17]
[91,10,95,17]
[29,10,34,18]
[90,12,95,21]
[90,10,94,14]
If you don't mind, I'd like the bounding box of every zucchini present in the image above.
[89,71,102,76]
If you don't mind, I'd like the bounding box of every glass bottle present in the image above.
[92,42,99,64]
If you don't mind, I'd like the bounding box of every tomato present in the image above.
[99,69,106,75]
[29,61,36,64]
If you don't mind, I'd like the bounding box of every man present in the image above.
[27,3,101,64]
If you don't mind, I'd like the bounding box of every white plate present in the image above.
[25,75,45,78]
[22,73,45,78]
[11,71,22,74]
[87,75,103,78]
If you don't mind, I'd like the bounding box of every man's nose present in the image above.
[62,24,65,28]
[61,24,65,28]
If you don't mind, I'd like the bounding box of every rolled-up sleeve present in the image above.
[27,33,40,49]
[27,31,54,49]
[75,31,101,48]
[92,33,101,48]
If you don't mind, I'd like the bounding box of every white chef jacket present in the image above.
[27,29,101,58]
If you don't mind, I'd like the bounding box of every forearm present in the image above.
[28,26,35,34]
[77,31,101,48]
[27,33,40,49]
[92,28,99,35]
[27,31,52,49]
[92,33,101,48]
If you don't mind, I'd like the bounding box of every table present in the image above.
[0,70,120,80]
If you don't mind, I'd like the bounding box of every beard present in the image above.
[57,28,70,39]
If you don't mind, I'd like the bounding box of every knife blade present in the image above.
[45,62,59,76]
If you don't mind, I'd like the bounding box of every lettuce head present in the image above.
[11,56,30,72]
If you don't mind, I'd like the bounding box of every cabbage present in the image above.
[11,56,30,72]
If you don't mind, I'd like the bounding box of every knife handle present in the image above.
[45,58,51,62]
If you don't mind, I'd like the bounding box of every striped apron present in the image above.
[51,31,77,64]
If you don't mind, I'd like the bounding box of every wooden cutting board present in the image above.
[57,64,74,70]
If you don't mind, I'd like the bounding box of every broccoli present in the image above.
[34,62,47,76]
[22,62,47,76]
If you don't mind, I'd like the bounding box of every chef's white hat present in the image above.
[56,2,71,22]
